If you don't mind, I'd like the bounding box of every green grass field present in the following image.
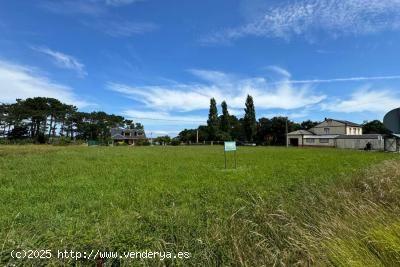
[1,145,400,266]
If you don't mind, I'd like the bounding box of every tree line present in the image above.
[177,95,390,145]
[1,96,389,146]
[0,97,143,144]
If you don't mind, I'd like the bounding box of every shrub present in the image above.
[170,139,181,146]
[135,139,151,146]
[52,137,72,146]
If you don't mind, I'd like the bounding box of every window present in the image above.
[324,128,330,134]
[319,139,329,143]
[305,139,315,143]
[353,128,356,134]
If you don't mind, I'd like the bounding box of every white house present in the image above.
[287,118,385,150]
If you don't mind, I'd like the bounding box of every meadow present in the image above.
[0,145,399,266]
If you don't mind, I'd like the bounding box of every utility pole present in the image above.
[196,129,199,144]
[285,117,289,148]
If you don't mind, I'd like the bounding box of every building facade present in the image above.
[110,127,146,145]
[287,118,385,150]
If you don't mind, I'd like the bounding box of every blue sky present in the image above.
[1,0,400,136]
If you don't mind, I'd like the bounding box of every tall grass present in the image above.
[222,160,400,266]
[0,145,399,266]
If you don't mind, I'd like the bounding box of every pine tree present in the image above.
[243,94,256,142]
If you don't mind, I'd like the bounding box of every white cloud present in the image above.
[321,87,400,113]
[110,67,400,122]
[122,109,205,124]
[104,0,143,6]
[32,47,87,77]
[108,69,326,112]
[41,1,106,16]
[266,65,291,79]
[41,1,156,37]
[41,0,142,15]
[122,110,203,137]
[0,60,90,107]
[81,20,157,37]
[261,109,311,120]
[281,75,400,85]
[204,0,400,43]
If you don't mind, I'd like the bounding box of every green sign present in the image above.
[224,141,236,151]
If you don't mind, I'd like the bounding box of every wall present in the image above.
[336,138,384,151]
[346,126,363,135]
[303,138,336,147]
[311,120,347,135]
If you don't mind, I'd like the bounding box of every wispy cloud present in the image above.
[41,0,143,15]
[32,47,87,77]
[122,109,205,136]
[41,1,107,16]
[321,87,400,114]
[41,0,156,37]
[0,60,90,107]
[204,0,400,43]
[261,109,311,120]
[85,20,157,37]
[104,0,143,6]
[122,109,206,123]
[272,75,400,85]
[110,66,400,123]
[108,69,326,112]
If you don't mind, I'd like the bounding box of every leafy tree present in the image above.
[243,95,256,142]
[266,117,301,145]
[256,117,272,144]
[154,135,171,145]
[178,126,209,143]
[215,130,232,141]
[362,120,391,134]
[300,120,319,130]
[178,129,197,142]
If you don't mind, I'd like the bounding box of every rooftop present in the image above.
[327,119,361,127]
[288,130,315,135]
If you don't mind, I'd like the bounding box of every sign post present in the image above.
[224,141,237,169]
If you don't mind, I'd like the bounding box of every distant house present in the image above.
[287,118,386,150]
[110,127,146,145]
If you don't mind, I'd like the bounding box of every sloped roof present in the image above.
[111,134,126,140]
[329,119,361,127]
[391,133,400,138]
[288,130,315,135]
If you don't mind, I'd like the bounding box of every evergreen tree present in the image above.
[220,101,230,133]
[207,98,219,140]
[243,94,256,142]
